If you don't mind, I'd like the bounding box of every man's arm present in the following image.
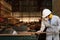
[36,21,45,34]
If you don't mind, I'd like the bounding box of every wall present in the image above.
[52,0,60,16]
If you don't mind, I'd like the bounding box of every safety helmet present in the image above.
[42,9,52,18]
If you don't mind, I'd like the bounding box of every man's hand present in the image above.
[35,31,42,35]
[35,32,40,35]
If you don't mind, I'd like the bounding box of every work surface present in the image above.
[0,32,60,40]
[0,32,38,40]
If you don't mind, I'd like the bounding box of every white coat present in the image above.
[37,15,60,40]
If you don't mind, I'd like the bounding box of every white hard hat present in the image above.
[42,9,52,18]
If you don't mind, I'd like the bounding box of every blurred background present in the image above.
[0,0,60,40]
[0,0,53,33]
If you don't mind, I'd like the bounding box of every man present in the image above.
[36,9,60,40]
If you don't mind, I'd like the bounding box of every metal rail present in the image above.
[0,32,59,36]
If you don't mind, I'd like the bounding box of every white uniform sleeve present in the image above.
[37,21,45,32]
[57,17,60,31]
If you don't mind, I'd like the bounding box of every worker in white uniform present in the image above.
[36,9,60,40]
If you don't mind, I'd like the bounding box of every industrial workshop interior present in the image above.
[0,0,60,40]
